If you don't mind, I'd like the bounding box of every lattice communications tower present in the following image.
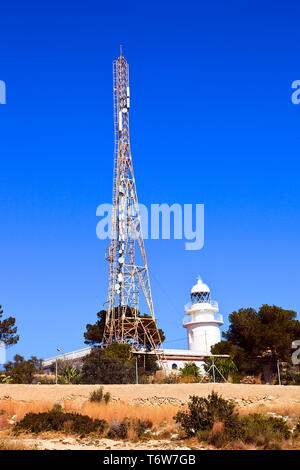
[102,50,166,368]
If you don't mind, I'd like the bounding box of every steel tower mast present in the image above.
[102,50,166,368]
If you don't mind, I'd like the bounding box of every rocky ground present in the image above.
[1,383,300,408]
[1,436,206,450]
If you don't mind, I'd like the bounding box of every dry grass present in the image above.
[0,413,10,430]
[80,401,180,425]
[238,403,300,418]
[0,399,181,428]
[2,397,299,428]
[0,400,54,421]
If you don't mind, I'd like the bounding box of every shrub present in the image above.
[89,387,111,404]
[239,413,290,447]
[295,419,300,436]
[175,394,291,449]
[107,419,130,439]
[107,418,152,439]
[204,358,238,382]
[133,419,152,437]
[175,392,238,437]
[52,403,62,411]
[0,374,12,384]
[14,410,107,436]
[180,362,199,378]
[204,414,289,448]
[280,365,300,386]
[58,366,82,384]
[89,387,104,403]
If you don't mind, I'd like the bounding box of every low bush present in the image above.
[133,418,152,437]
[52,403,62,411]
[203,414,290,448]
[293,419,300,436]
[174,393,291,449]
[89,387,104,403]
[14,409,108,436]
[103,392,111,404]
[107,418,130,439]
[240,413,290,445]
[175,392,238,437]
[107,418,152,439]
[89,387,111,404]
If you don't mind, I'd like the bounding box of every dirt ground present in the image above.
[0,383,299,406]
[1,436,204,451]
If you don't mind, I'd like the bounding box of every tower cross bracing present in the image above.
[102,51,166,369]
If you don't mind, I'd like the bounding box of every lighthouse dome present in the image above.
[190,278,211,304]
[191,278,210,294]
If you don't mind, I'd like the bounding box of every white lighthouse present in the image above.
[183,278,223,354]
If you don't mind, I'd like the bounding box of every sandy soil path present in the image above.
[12,436,201,450]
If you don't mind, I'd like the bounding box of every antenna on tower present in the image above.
[102,52,167,369]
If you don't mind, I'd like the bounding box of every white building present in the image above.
[163,277,223,371]
[43,277,224,373]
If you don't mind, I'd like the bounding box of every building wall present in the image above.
[166,358,205,372]
[186,322,221,354]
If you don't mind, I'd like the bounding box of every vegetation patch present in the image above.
[89,387,111,404]
[107,417,152,439]
[175,392,239,437]
[175,392,291,449]
[12,405,152,441]
[294,419,300,436]
[14,409,108,436]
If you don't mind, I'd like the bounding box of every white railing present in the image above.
[183,312,223,326]
[184,300,219,312]
[42,346,92,368]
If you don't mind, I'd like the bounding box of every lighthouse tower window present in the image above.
[191,291,211,305]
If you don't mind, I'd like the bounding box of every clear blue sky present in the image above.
[1,1,300,361]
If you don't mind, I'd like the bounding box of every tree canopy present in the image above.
[222,305,300,361]
[212,304,300,380]
[0,305,19,346]
[81,348,135,384]
[84,308,165,349]
[4,355,42,384]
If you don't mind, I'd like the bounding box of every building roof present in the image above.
[190,278,210,294]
